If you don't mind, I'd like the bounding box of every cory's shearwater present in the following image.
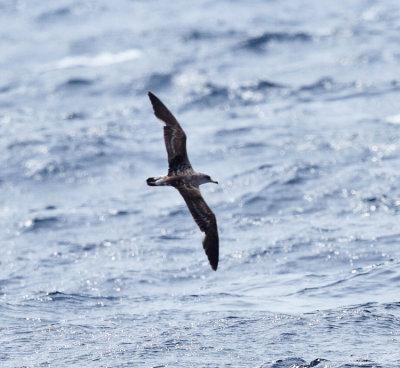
[147,92,219,271]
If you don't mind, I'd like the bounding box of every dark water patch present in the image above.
[7,139,45,150]
[384,302,400,310]
[364,196,381,203]
[252,79,284,90]
[291,77,347,103]
[298,77,335,92]
[82,243,98,251]
[324,90,383,103]
[107,209,130,217]
[180,294,200,301]
[167,208,188,217]
[0,84,13,94]
[188,79,284,109]
[183,30,215,41]
[319,79,400,103]
[292,77,396,104]
[144,72,173,92]
[0,276,24,289]
[240,79,285,92]
[63,112,86,120]
[357,50,382,64]
[289,278,349,297]
[284,176,303,185]
[216,126,253,137]
[240,31,312,51]
[244,195,268,206]
[36,7,72,22]
[20,216,60,232]
[283,163,320,185]
[57,78,94,91]
[158,234,182,241]
[45,205,57,210]
[183,29,240,42]
[377,232,400,245]
[392,79,400,87]
[258,163,274,170]
[189,82,230,107]
[44,291,119,303]
[360,194,395,212]
[229,164,271,179]
[235,141,267,150]
[64,78,94,86]
[292,261,399,297]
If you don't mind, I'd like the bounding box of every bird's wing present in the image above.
[148,92,193,176]
[177,185,219,271]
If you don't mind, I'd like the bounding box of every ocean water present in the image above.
[1,0,400,366]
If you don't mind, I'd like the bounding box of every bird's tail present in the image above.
[146,177,157,186]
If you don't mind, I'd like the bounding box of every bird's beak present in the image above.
[212,180,218,184]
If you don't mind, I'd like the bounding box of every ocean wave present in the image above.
[187,79,282,108]
[44,291,120,303]
[298,77,335,92]
[216,126,253,137]
[240,31,312,51]
[5,122,128,182]
[63,112,86,120]
[261,357,328,368]
[57,78,95,90]
[46,49,142,70]
[19,216,60,232]
[36,7,72,22]
[184,76,392,109]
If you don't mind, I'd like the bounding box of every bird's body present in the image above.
[147,173,214,187]
[147,92,219,271]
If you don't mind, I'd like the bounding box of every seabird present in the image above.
[146,92,219,271]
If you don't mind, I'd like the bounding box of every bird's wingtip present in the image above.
[148,91,161,107]
[148,91,155,101]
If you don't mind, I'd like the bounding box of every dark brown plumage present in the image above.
[147,92,219,271]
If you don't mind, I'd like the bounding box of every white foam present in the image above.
[50,49,142,70]
[385,114,400,124]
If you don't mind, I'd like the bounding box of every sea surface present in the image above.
[1,1,400,367]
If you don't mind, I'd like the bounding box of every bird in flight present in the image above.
[147,92,219,271]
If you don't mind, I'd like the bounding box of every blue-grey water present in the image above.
[1,1,400,367]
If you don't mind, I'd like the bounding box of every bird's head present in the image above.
[199,174,218,185]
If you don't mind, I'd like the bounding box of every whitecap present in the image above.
[385,114,400,124]
[49,49,142,70]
